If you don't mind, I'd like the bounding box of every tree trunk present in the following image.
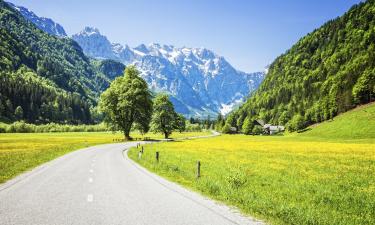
[124,131,132,141]
[164,132,168,139]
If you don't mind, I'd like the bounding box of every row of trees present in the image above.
[99,66,185,139]
[189,116,215,130]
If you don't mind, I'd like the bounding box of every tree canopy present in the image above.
[150,93,185,139]
[99,66,153,139]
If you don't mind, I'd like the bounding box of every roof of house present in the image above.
[254,119,265,126]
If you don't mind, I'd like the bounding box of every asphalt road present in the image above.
[0,141,263,225]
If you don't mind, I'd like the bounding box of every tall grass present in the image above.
[129,104,375,224]
[129,135,375,225]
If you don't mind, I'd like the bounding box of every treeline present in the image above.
[0,68,91,124]
[188,117,215,130]
[0,120,207,134]
[0,121,109,133]
[227,0,375,132]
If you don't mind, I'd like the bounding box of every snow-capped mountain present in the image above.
[8,2,264,116]
[7,1,67,37]
[73,27,264,117]
[6,0,264,117]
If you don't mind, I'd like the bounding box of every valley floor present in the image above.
[128,134,375,225]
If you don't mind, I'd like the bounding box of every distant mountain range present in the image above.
[72,27,264,117]
[6,1,264,118]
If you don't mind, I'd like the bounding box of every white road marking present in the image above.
[89,169,94,173]
[87,194,93,202]
[89,177,93,183]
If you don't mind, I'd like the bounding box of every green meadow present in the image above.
[129,103,375,225]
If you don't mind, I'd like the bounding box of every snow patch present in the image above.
[219,99,244,115]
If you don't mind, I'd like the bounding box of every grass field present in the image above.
[0,131,210,184]
[298,102,375,142]
[128,104,375,225]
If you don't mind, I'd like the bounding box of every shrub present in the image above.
[221,123,231,134]
[252,125,263,135]
[7,121,35,133]
[242,117,254,135]
[1,122,110,133]
[0,124,6,133]
[287,114,306,132]
[185,122,202,132]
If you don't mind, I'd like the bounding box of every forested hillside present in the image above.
[227,0,375,131]
[90,59,125,91]
[0,0,111,123]
[0,67,91,124]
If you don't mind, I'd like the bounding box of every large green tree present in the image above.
[175,114,186,133]
[150,94,184,139]
[99,66,153,140]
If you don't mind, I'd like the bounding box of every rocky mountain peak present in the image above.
[80,27,101,36]
[72,27,265,117]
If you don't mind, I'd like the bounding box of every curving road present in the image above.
[0,141,263,225]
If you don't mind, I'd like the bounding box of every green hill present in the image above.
[227,0,375,132]
[298,102,375,141]
[0,0,116,123]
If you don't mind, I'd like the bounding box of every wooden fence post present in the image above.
[196,161,201,178]
[156,151,159,162]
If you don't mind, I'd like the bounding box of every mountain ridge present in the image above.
[73,27,264,117]
[6,1,67,37]
[4,1,265,118]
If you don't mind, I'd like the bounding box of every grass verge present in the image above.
[129,135,374,224]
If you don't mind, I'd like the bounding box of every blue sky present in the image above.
[9,0,361,72]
